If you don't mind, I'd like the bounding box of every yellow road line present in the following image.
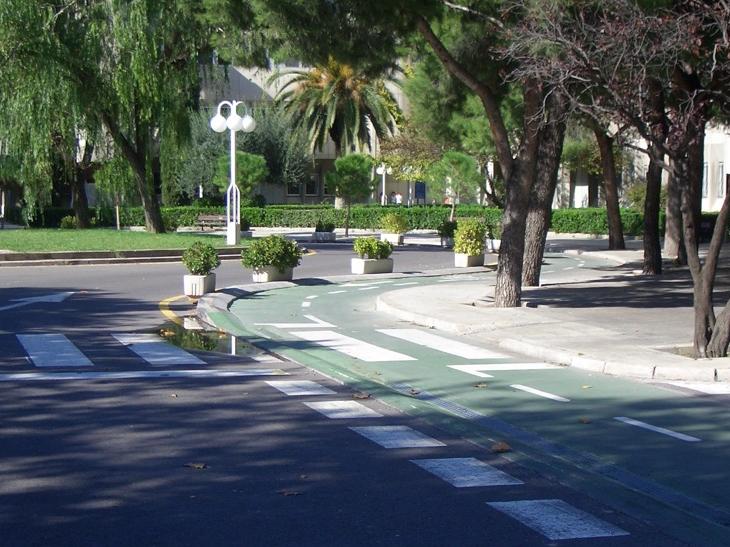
[159,295,188,325]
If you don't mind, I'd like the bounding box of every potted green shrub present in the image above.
[380,211,409,246]
[182,241,221,297]
[453,218,486,267]
[437,219,457,248]
[313,219,336,242]
[351,237,394,274]
[241,235,303,282]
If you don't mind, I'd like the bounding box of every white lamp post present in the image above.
[376,163,392,205]
[210,100,256,245]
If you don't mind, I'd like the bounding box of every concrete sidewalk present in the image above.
[376,247,730,383]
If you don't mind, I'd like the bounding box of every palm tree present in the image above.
[271,57,400,157]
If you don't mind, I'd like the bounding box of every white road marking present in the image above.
[304,401,383,419]
[451,363,561,373]
[447,365,493,378]
[393,282,418,286]
[411,458,523,487]
[17,334,94,368]
[266,380,336,396]
[564,267,575,271]
[0,291,75,312]
[0,369,285,382]
[510,384,570,402]
[112,334,205,366]
[358,286,379,291]
[301,301,312,308]
[255,315,335,329]
[661,381,730,395]
[487,499,629,540]
[341,281,394,287]
[350,426,446,448]
[250,354,284,363]
[327,290,347,294]
[614,416,701,442]
[289,330,416,362]
[378,329,505,359]
[305,295,318,300]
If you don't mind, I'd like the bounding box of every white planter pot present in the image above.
[486,238,501,253]
[351,257,394,275]
[380,233,404,246]
[454,253,484,267]
[183,273,216,297]
[252,266,294,283]
[313,232,336,242]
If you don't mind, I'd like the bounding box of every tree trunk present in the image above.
[70,141,94,229]
[523,100,567,286]
[686,127,704,251]
[70,170,90,229]
[664,171,683,260]
[707,299,730,358]
[345,201,350,236]
[99,110,165,233]
[593,127,625,250]
[643,148,663,275]
[495,80,543,307]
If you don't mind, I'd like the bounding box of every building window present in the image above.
[702,162,708,198]
[287,180,301,196]
[718,162,725,198]
[305,176,318,196]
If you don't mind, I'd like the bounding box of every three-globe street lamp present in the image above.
[210,100,256,245]
[376,163,392,205]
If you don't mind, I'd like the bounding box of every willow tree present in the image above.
[0,0,214,232]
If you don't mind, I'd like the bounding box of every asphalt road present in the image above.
[0,245,722,545]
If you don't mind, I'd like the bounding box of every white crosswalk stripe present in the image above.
[487,499,629,540]
[17,334,93,368]
[289,330,416,362]
[112,333,205,366]
[411,458,523,487]
[378,329,506,359]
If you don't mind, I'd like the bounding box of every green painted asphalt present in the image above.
[209,272,730,544]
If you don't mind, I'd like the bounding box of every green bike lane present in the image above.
[208,271,730,544]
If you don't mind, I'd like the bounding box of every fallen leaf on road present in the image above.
[581,385,592,389]
[277,489,302,496]
[409,388,421,396]
[184,462,208,470]
[579,417,592,424]
[353,392,371,399]
[473,383,489,389]
[170,393,178,398]
[491,442,512,453]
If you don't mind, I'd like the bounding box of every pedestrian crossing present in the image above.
[4,332,284,372]
[267,377,633,542]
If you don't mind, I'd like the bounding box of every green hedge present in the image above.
[7,204,721,239]
[550,208,645,236]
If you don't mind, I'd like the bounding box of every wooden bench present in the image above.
[196,214,227,231]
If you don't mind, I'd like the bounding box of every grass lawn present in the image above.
[0,228,248,252]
